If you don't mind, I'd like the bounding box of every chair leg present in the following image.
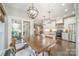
[42,52,44,56]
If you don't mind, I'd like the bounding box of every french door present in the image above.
[68,23,76,42]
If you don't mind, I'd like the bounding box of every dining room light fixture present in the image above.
[27,4,39,19]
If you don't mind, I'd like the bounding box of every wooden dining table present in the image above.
[26,34,56,56]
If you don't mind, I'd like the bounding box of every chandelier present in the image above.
[27,4,39,19]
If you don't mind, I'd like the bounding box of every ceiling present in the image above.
[3,3,75,20]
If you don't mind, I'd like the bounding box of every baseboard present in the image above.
[62,39,76,43]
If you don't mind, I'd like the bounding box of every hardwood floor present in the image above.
[27,35,76,56]
[15,38,76,56]
[49,39,76,56]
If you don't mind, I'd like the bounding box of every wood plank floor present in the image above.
[16,37,76,56]
[49,39,76,56]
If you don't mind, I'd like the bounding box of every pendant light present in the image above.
[27,4,39,19]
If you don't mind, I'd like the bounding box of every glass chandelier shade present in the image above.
[27,4,39,19]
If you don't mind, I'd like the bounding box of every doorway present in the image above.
[23,21,30,43]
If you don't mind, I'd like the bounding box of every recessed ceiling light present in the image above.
[65,9,68,12]
[61,3,65,6]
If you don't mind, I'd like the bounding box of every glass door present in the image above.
[11,19,22,43]
[68,23,76,55]
[68,23,76,42]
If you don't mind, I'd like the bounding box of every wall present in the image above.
[0,22,5,49]
[76,4,79,56]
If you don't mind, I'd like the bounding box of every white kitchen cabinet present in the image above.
[62,33,69,41]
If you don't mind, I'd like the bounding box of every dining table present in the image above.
[26,34,56,56]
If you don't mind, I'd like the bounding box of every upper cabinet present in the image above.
[0,3,6,23]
